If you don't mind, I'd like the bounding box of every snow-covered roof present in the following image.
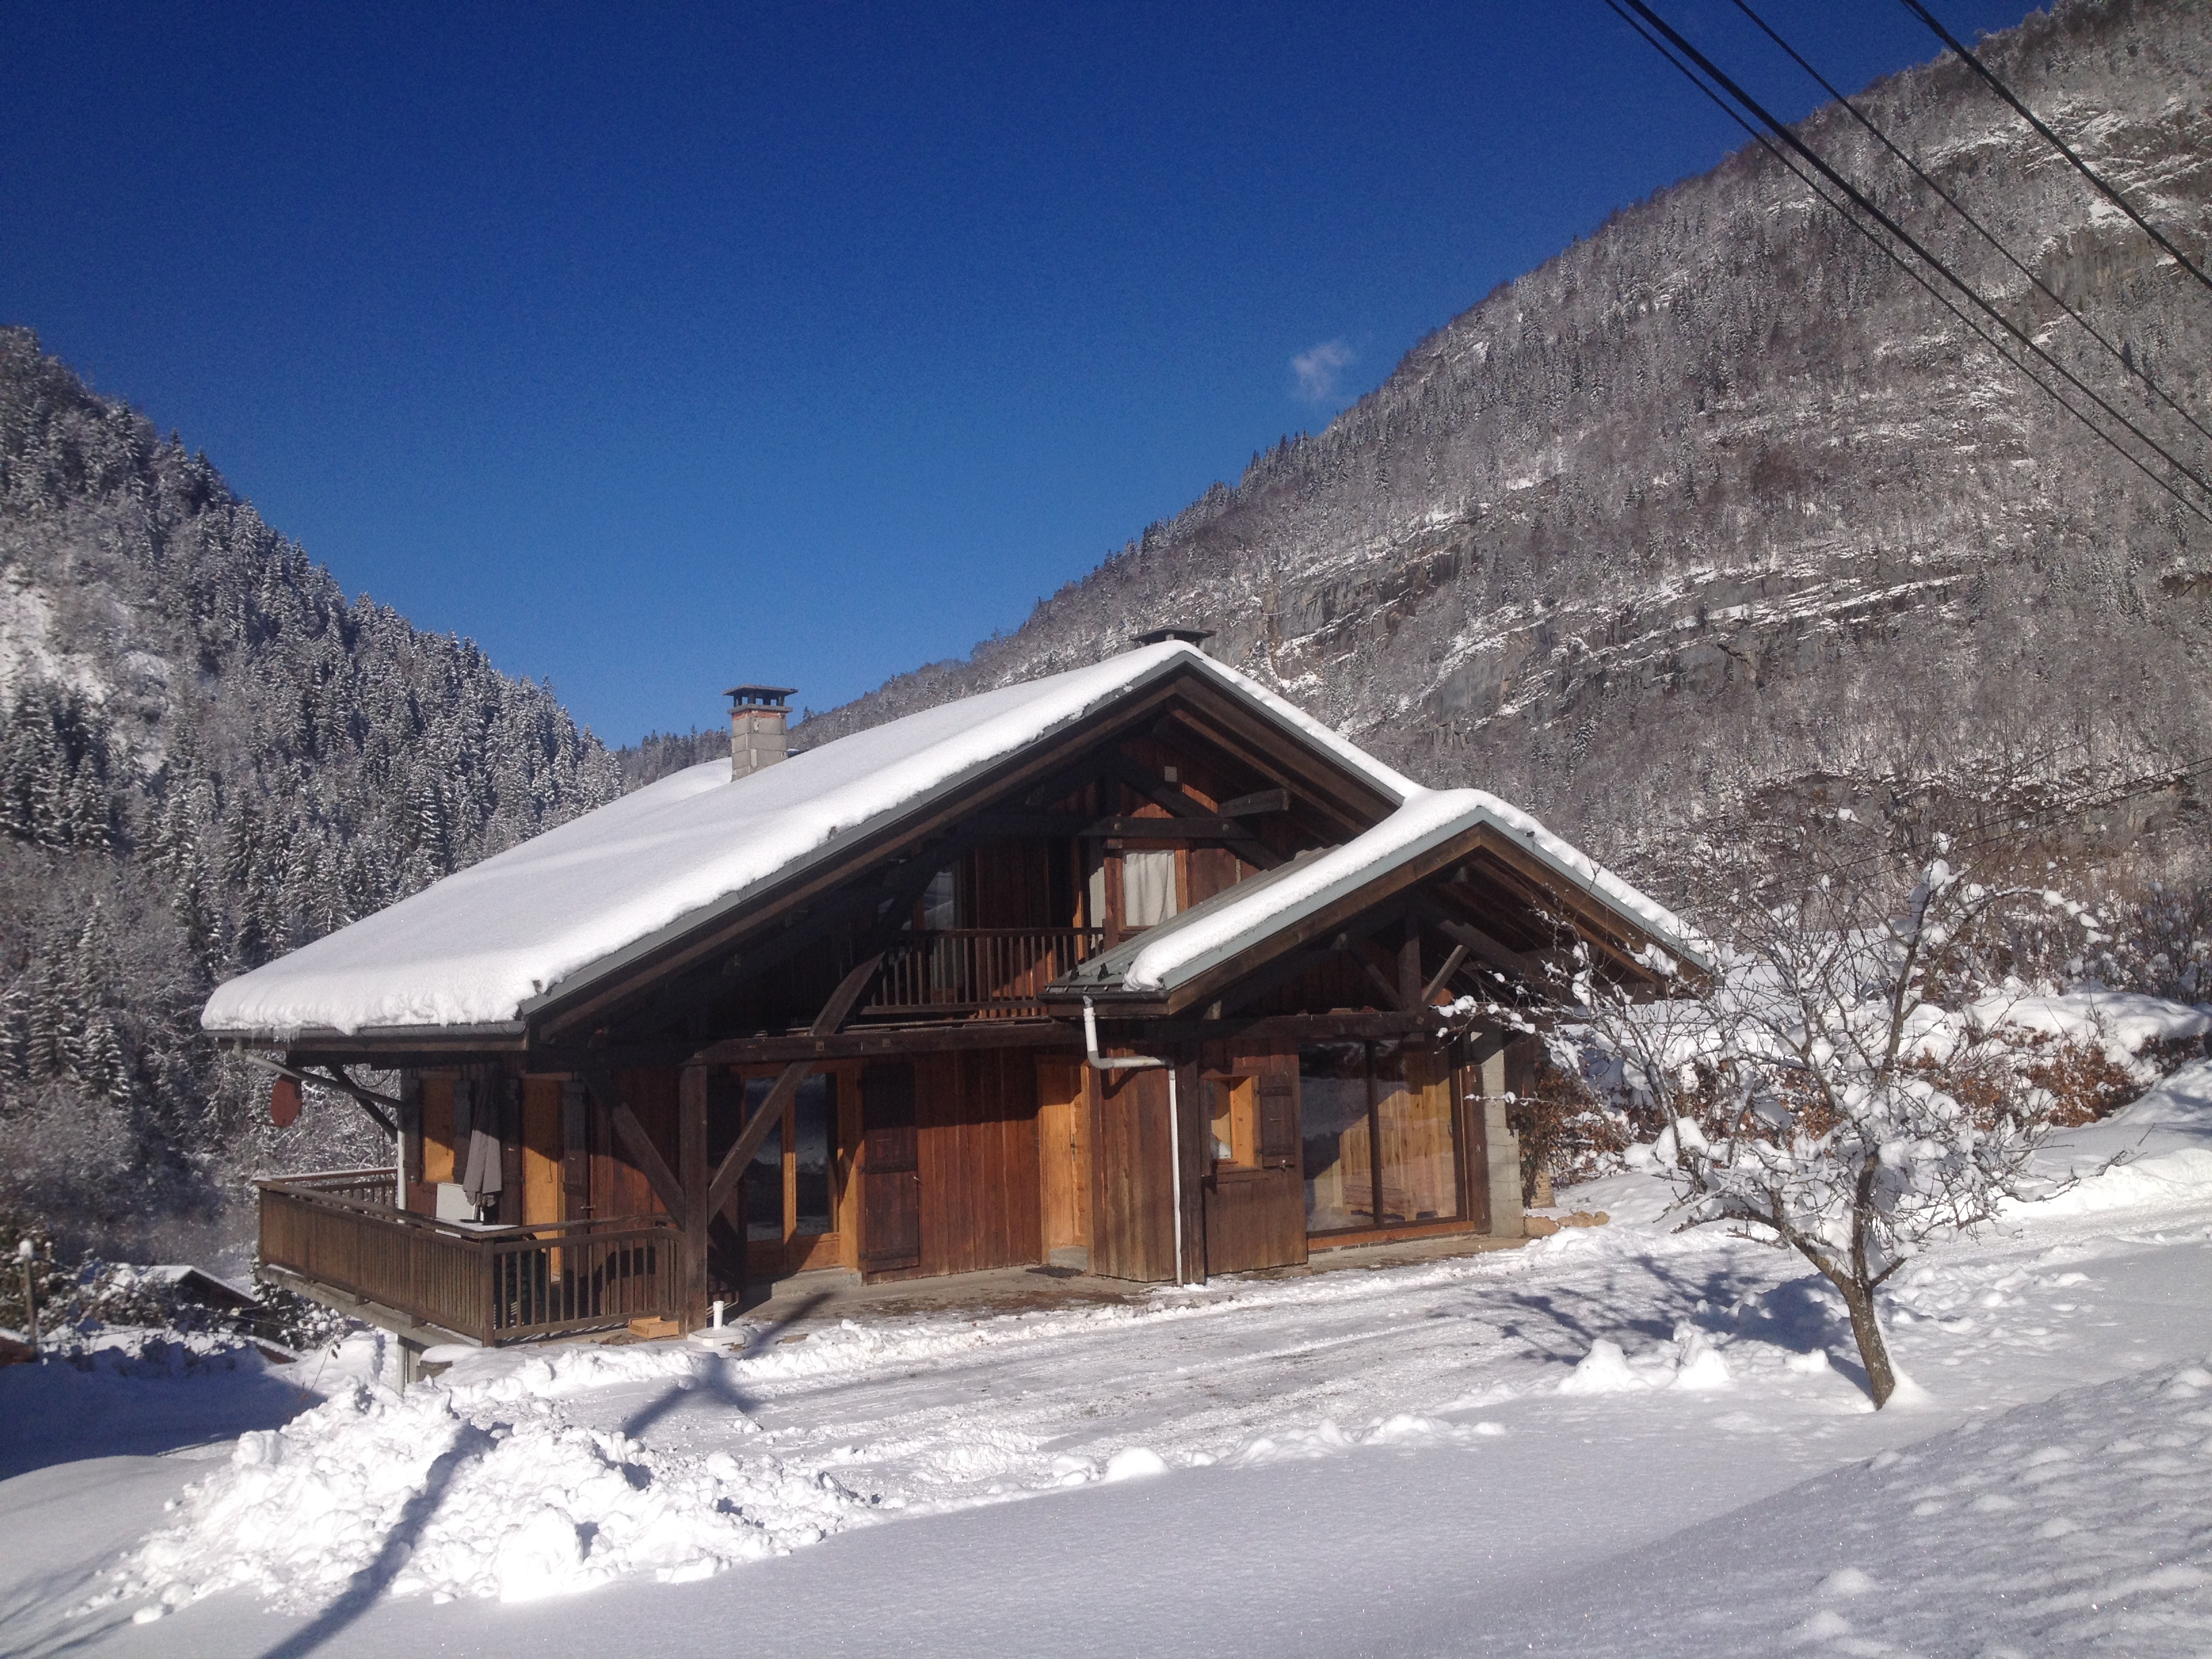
[1056,787,1707,1000]
[202,642,1420,1038]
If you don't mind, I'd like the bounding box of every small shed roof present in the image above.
[1056,787,1706,1000]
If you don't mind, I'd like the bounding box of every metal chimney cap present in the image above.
[724,684,798,708]
[1133,628,1213,649]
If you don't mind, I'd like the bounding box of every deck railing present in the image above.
[866,927,1107,1017]
[259,1175,679,1346]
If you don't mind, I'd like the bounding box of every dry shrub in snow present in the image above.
[1572,855,2097,1408]
[1507,1046,1630,1204]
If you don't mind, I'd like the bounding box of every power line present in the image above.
[1593,0,2212,535]
[1898,0,2212,302]
[1601,0,2212,529]
[1729,0,2212,453]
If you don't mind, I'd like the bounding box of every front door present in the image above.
[1200,1069,1306,1274]
[859,1063,922,1274]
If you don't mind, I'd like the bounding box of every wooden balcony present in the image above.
[865,927,1105,1018]
[259,1170,680,1347]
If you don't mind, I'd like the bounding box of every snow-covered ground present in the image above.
[7,1062,2212,1656]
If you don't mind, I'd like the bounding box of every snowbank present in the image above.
[2014,1059,2212,1216]
[1972,988,2211,1057]
[1473,1354,2212,1654]
[101,1344,864,1616]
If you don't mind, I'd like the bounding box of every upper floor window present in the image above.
[921,867,959,931]
[1121,849,1178,929]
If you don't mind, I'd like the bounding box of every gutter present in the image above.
[1082,998,1187,1287]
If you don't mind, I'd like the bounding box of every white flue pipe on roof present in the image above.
[1082,998,1186,1287]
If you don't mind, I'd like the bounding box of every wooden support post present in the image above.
[497,1074,524,1226]
[1397,914,1423,1010]
[397,1073,422,1214]
[679,1062,711,1331]
[560,1080,590,1221]
[1469,1029,1523,1240]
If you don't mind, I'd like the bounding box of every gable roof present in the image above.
[1056,787,1705,1006]
[201,642,1421,1040]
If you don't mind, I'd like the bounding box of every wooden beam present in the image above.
[678,1063,710,1328]
[583,1068,688,1221]
[1349,940,1412,1012]
[691,1019,1080,1067]
[247,1058,398,1139]
[1084,816,1252,840]
[704,1061,805,1218]
[1100,753,1285,868]
[1431,914,1550,983]
[1397,914,1424,1010]
[1420,943,1471,1006]
[1217,787,1290,817]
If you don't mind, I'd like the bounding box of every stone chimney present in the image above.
[725,684,796,779]
[1133,626,1213,653]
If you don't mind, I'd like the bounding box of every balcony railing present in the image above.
[865,927,1106,1017]
[259,1172,680,1346]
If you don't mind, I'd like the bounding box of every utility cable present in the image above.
[1731,0,2212,451]
[1604,0,2212,525]
[1597,0,2212,532]
[1898,0,2212,300]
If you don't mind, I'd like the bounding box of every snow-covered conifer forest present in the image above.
[0,327,626,1256]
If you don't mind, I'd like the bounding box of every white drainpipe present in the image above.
[1082,997,1186,1286]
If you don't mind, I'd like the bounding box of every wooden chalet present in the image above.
[205,638,1702,1364]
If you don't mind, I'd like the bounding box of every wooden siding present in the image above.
[1035,1054,1090,1256]
[911,1048,1044,1278]
[421,1074,456,1185]
[596,1066,680,1221]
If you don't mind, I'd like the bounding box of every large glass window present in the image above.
[743,1072,838,1242]
[1300,1042,1460,1235]
[1300,1043,1376,1233]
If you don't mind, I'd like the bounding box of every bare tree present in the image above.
[1573,855,2072,1407]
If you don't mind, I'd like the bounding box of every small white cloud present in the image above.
[1290,338,1355,405]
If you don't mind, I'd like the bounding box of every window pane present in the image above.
[1122,850,1177,928]
[1206,1078,1235,1166]
[1299,1043,1374,1233]
[922,867,958,931]
[1374,1043,1458,1224]
[743,1078,783,1241]
[794,1073,834,1235]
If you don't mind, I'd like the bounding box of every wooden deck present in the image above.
[259,1170,681,1346]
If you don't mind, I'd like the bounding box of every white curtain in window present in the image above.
[1121,850,1178,928]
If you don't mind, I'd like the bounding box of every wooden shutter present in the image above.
[1257,1074,1298,1169]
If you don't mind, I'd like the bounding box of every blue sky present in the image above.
[1,1,2036,743]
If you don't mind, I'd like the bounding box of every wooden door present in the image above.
[1036,1054,1090,1260]
[521,1078,562,1226]
[1201,1069,1306,1275]
[859,1063,922,1274]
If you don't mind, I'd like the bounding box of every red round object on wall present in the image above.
[270,1076,302,1128]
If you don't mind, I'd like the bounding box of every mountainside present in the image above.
[802,0,2212,890]
[0,327,623,1255]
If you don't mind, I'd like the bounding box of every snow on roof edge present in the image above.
[201,642,1417,1038]
[1113,788,1709,995]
